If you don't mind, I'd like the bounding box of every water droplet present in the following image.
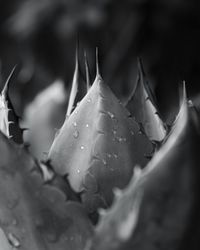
[73,122,77,127]
[112,130,117,135]
[113,153,118,159]
[87,98,92,103]
[107,153,112,158]
[80,145,84,150]
[8,233,20,248]
[73,130,79,138]
[86,124,89,128]
[77,169,80,173]
[108,111,115,119]
[102,159,107,165]
[76,102,80,107]
[75,110,78,114]
[130,130,134,136]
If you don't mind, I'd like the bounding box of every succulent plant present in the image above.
[0,50,200,250]
[86,85,200,250]
[48,51,153,217]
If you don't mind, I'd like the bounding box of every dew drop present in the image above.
[108,111,115,119]
[107,153,112,158]
[73,122,77,127]
[130,130,134,136]
[8,233,20,248]
[87,98,92,103]
[80,145,84,150]
[102,159,107,165]
[112,130,117,135]
[113,153,118,159]
[77,169,80,173]
[75,110,78,114]
[73,130,79,138]
[86,124,89,128]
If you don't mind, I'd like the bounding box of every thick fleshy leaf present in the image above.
[0,67,23,143]
[0,132,93,250]
[87,95,200,250]
[126,59,166,142]
[23,80,66,159]
[48,73,153,215]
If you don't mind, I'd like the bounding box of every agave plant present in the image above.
[0,49,199,250]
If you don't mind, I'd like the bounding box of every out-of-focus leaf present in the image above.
[23,80,66,160]
[0,132,93,250]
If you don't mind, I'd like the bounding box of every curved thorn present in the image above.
[2,65,17,97]
[66,44,79,117]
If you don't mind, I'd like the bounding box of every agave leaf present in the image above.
[87,89,200,250]
[0,132,93,250]
[48,71,153,215]
[85,167,143,250]
[39,160,82,202]
[126,59,166,142]
[0,67,23,143]
[23,80,66,160]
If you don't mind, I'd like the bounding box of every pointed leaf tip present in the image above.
[182,80,187,106]
[96,47,100,78]
[137,57,145,79]
[2,65,17,97]
[66,46,80,117]
[84,50,91,91]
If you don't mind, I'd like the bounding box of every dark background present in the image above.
[0,0,200,120]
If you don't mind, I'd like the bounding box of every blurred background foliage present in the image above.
[0,0,200,120]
